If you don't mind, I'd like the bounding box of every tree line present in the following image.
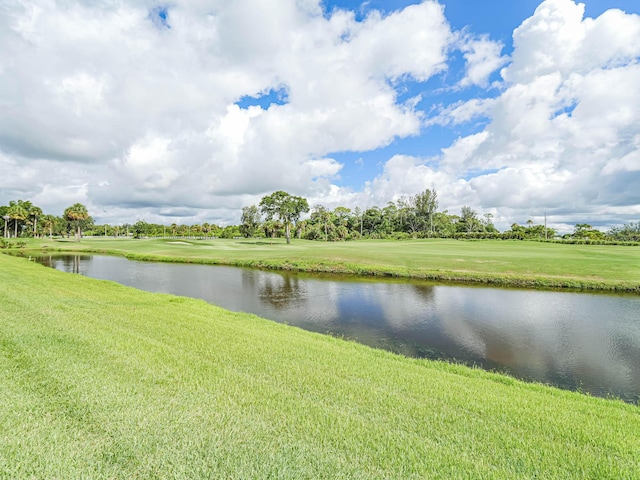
[1,200,91,242]
[2,192,639,244]
[240,190,640,243]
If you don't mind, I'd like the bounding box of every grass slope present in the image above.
[23,237,640,292]
[1,253,639,478]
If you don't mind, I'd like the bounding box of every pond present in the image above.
[37,254,640,403]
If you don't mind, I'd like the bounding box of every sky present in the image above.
[1,0,639,232]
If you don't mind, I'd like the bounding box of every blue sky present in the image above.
[1,0,639,230]
[327,0,640,190]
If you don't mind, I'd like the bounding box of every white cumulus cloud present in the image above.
[1,0,639,231]
[378,0,640,230]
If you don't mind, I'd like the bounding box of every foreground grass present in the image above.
[21,236,640,292]
[1,253,639,478]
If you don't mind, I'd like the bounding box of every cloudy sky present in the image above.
[1,0,639,231]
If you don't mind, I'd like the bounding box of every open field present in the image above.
[1,253,639,478]
[17,236,640,292]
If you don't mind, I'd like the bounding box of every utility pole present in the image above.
[544,212,548,240]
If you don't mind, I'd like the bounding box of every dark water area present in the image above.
[37,254,640,403]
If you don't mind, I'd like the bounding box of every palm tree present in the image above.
[63,203,90,242]
[29,206,43,237]
[41,214,57,239]
[7,202,28,238]
[311,205,334,241]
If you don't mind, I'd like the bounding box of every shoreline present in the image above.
[17,244,640,293]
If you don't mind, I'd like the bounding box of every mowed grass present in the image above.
[1,253,639,478]
[26,236,640,291]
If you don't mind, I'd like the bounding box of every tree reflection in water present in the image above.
[40,255,92,275]
[259,274,303,310]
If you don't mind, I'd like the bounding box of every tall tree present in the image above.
[397,197,419,235]
[482,213,498,233]
[362,206,383,236]
[414,188,438,234]
[259,191,309,244]
[311,205,334,241]
[333,207,352,227]
[63,203,91,242]
[1,209,8,238]
[458,206,481,233]
[41,214,57,239]
[381,202,399,235]
[240,205,261,238]
[29,205,43,237]
[7,201,29,238]
[191,224,203,237]
[133,220,150,238]
[352,207,363,236]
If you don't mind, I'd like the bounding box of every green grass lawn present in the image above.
[1,253,639,478]
[19,236,640,292]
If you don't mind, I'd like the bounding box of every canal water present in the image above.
[37,254,640,403]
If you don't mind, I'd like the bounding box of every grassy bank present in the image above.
[1,253,639,478]
[17,236,640,292]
